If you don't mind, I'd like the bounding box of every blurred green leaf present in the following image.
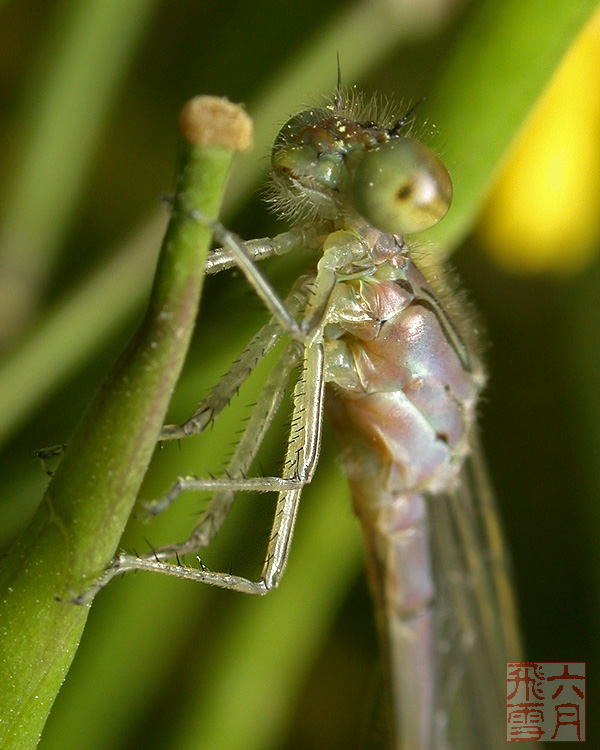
[0,218,162,446]
[425,0,600,249]
[0,0,159,343]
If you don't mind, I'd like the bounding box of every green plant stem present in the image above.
[0,98,249,750]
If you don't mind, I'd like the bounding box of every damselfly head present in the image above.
[269,97,452,237]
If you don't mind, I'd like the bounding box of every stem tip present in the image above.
[179,96,253,152]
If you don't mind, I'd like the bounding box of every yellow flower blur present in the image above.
[477,8,600,275]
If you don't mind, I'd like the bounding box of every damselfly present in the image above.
[80,90,523,749]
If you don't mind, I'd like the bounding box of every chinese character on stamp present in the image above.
[507,662,586,742]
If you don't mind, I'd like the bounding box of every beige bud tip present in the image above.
[179,96,253,152]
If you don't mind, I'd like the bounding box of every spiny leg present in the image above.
[73,222,330,599]
[74,341,302,600]
[299,238,344,335]
[145,319,325,560]
[75,339,325,600]
[160,276,312,441]
[145,287,326,565]
[196,216,307,341]
[261,340,325,588]
[143,340,304,520]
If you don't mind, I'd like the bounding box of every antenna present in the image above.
[335,53,342,110]
[390,96,427,134]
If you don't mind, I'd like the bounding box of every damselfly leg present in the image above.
[75,238,329,601]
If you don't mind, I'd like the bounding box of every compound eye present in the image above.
[349,138,452,235]
[273,108,326,149]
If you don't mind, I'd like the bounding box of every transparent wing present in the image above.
[427,429,527,749]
